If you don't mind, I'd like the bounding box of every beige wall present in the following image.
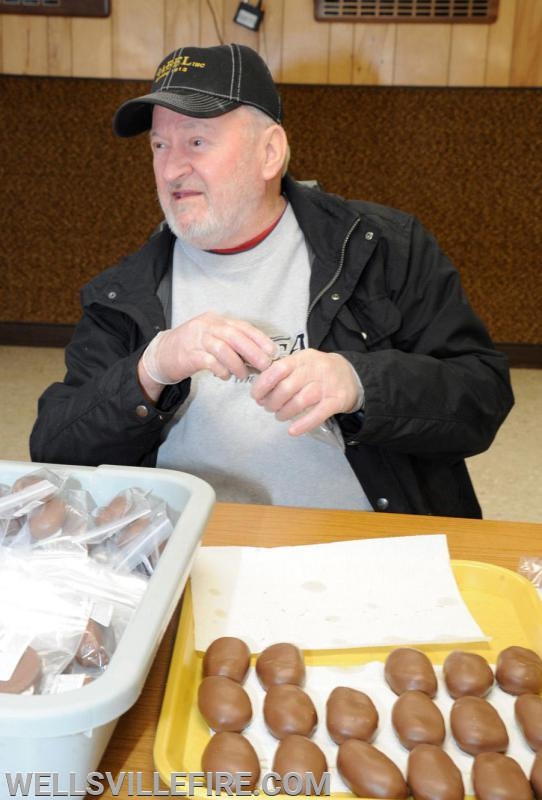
[0,0,541,86]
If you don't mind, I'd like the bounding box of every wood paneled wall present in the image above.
[1,0,541,86]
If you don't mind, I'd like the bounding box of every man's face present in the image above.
[150,105,268,250]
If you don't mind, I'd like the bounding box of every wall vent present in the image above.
[0,0,110,16]
[314,0,499,23]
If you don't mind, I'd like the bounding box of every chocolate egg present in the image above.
[201,731,260,793]
[450,695,508,755]
[11,473,56,498]
[272,734,328,795]
[407,743,464,800]
[263,683,317,739]
[531,750,542,800]
[384,647,438,697]
[326,685,378,744]
[391,690,445,750]
[255,642,305,689]
[472,751,533,800]
[116,515,150,546]
[337,739,409,799]
[496,645,542,695]
[203,637,251,683]
[28,495,67,539]
[0,646,42,694]
[515,692,542,751]
[95,494,131,525]
[198,675,252,732]
[442,650,494,698]
[11,474,40,493]
[76,619,112,669]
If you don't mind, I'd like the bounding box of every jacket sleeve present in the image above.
[337,216,514,459]
[29,305,189,467]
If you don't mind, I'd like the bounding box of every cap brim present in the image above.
[112,91,241,137]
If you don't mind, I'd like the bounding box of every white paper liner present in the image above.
[191,536,488,651]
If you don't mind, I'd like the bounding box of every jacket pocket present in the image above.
[347,296,402,348]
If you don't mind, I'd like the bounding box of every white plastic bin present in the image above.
[0,460,215,800]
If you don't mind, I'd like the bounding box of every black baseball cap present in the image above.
[113,43,282,137]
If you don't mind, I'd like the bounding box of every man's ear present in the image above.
[261,125,289,180]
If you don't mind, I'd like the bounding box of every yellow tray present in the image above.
[154,560,542,799]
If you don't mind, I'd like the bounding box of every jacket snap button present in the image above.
[361,331,368,340]
[107,291,117,300]
[135,404,149,418]
[365,231,374,240]
[331,292,341,301]
[376,497,389,511]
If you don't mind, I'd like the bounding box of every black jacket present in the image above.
[30,176,514,517]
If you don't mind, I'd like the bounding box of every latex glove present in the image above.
[251,349,363,436]
[139,313,277,400]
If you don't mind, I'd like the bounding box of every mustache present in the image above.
[167,180,202,193]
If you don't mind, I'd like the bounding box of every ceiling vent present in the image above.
[314,0,499,23]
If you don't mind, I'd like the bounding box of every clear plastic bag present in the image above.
[80,487,154,547]
[6,488,94,551]
[0,635,42,695]
[91,494,173,575]
[0,472,60,520]
[518,555,542,593]
[0,469,175,693]
[74,618,115,670]
[0,515,23,546]
[0,548,93,692]
[305,416,347,449]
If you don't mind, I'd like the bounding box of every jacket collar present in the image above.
[283,174,362,267]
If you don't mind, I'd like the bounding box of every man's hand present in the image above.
[138,312,277,401]
[251,349,362,436]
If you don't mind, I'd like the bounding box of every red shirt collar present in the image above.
[208,204,286,255]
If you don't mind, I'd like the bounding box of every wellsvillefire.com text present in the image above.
[2,771,331,797]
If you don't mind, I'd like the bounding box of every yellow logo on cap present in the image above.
[155,56,206,82]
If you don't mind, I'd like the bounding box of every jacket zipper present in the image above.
[306,217,361,322]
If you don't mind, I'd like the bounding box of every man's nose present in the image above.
[162,148,193,182]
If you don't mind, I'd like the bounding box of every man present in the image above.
[30,43,514,517]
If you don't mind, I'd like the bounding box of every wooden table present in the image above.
[97,503,541,797]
